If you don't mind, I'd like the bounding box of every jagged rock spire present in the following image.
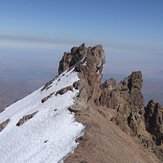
[58,44,106,101]
[58,43,105,79]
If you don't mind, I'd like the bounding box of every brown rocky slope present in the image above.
[59,44,163,162]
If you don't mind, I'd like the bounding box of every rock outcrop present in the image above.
[58,44,163,162]
[114,71,145,135]
[0,119,10,132]
[58,43,105,102]
[145,99,163,146]
[144,99,163,160]
[16,111,38,126]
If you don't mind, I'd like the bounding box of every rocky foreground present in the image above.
[58,44,163,162]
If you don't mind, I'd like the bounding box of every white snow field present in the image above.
[0,69,85,163]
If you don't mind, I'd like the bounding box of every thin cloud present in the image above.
[104,42,163,54]
[0,35,163,56]
[0,34,79,45]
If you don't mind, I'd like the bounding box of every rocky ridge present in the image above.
[1,44,162,162]
[58,44,162,162]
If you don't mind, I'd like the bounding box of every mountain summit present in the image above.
[0,44,162,163]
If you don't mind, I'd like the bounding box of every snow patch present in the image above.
[0,70,85,163]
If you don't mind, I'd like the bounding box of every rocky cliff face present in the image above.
[58,44,163,162]
[144,99,163,159]
[145,99,163,146]
[59,43,105,102]
[93,71,145,135]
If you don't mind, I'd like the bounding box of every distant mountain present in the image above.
[0,44,162,162]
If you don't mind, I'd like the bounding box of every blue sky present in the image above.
[0,0,163,78]
[1,0,163,46]
[0,0,163,105]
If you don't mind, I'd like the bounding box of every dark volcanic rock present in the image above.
[16,111,38,126]
[55,85,74,96]
[0,119,10,132]
[58,43,87,75]
[115,71,145,135]
[90,71,145,135]
[58,43,106,102]
[143,99,163,160]
[93,78,119,109]
[145,99,163,146]
[58,43,105,78]
[41,92,55,103]
[0,109,5,113]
